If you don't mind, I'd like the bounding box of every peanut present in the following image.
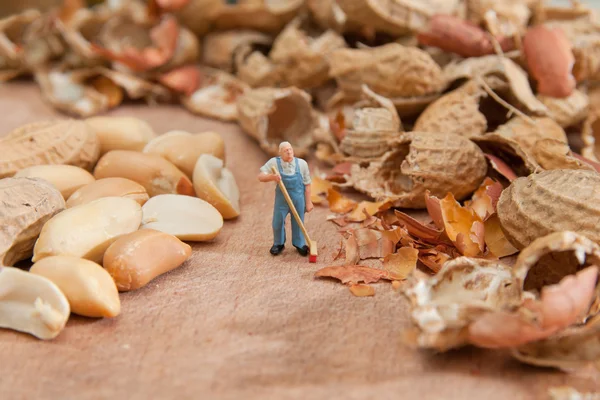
[0,266,70,340]
[192,154,240,219]
[93,150,195,197]
[103,229,192,291]
[84,116,157,155]
[523,24,576,98]
[0,177,65,267]
[0,119,100,178]
[30,255,121,318]
[14,164,95,200]
[417,14,515,58]
[32,196,142,264]
[66,177,149,208]
[497,169,600,250]
[140,194,223,241]
[142,130,226,179]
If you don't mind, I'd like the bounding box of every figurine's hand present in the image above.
[271,174,281,182]
[305,201,314,213]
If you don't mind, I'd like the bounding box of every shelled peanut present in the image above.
[0,113,239,340]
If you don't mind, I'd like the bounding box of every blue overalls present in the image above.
[273,157,306,248]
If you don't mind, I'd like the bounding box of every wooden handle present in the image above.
[271,165,311,243]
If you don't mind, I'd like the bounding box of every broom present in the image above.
[271,165,318,262]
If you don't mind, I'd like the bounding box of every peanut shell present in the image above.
[389,93,442,118]
[402,256,521,351]
[159,24,200,73]
[269,16,347,89]
[181,66,250,122]
[336,0,462,36]
[510,313,600,370]
[532,139,596,172]
[413,80,487,137]
[32,196,142,264]
[339,85,403,160]
[0,10,41,67]
[30,255,121,318]
[211,0,303,33]
[442,55,549,115]
[233,44,282,88]
[14,164,95,200]
[471,133,539,177]
[202,30,272,72]
[497,169,600,250]
[34,68,111,117]
[581,109,600,161]
[171,0,221,37]
[54,7,109,68]
[93,150,195,198]
[537,88,589,128]
[307,0,348,32]
[103,228,192,292]
[328,43,445,101]
[66,177,149,208]
[492,116,568,160]
[0,177,65,267]
[467,0,531,37]
[0,119,100,178]
[0,9,64,73]
[349,132,488,208]
[513,231,600,294]
[236,86,318,158]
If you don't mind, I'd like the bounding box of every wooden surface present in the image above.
[0,82,597,400]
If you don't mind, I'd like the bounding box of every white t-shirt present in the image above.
[260,157,311,185]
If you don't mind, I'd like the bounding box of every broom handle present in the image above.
[271,165,312,243]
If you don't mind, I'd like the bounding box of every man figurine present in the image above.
[258,141,314,256]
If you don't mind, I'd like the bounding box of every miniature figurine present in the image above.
[258,141,314,256]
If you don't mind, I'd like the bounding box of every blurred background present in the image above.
[0,0,597,18]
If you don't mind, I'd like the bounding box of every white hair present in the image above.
[279,141,292,152]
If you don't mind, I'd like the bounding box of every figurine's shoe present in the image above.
[270,244,285,255]
[295,245,309,256]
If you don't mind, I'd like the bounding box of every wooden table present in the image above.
[0,82,596,400]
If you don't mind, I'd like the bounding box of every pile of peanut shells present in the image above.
[0,116,240,340]
[2,0,600,376]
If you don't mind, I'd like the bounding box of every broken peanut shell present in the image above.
[349,132,488,208]
[402,256,521,351]
[236,86,318,157]
[513,230,600,299]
